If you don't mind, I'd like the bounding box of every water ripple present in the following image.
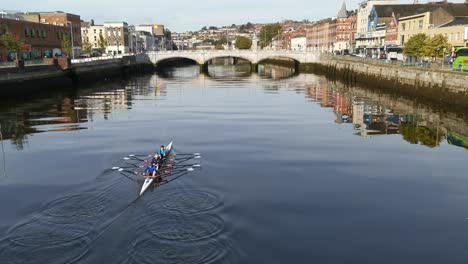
[141,213,225,242]
[158,190,222,215]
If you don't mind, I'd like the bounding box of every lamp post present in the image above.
[66,21,75,59]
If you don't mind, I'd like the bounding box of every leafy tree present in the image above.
[209,26,218,30]
[98,33,106,50]
[259,23,282,48]
[231,24,236,27]
[61,38,71,56]
[1,31,23,61]
[423,34,451,60]
[82,37,92,52]
[403,33,429,58]
[235,36,252,49]
[246,22,254,28]
[201,26,207,31]
[215,44,224,50]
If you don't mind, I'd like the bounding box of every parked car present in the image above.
[443,55,453,65]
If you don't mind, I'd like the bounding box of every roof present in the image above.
[292,34,306,38]
[374,3,468,19]
[338,1,348,18]
[439,16,468,27]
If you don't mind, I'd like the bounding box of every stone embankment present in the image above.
[0,55,154,96]
[300,59,468,110]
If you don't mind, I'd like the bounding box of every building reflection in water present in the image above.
[304,78,467,149]
[0,67,467,151]
[0,76,167,150]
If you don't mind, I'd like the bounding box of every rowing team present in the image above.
[137,145,167,178]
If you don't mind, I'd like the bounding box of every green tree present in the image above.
[215,44,224,50]
[235,36,252,49]
[98,33,106,50]
[61,37,71,56]
[403,33,429,58]
[259,23,282,48]
[82,38,92,52]
[423,34,451,60]
[1,31,23,61]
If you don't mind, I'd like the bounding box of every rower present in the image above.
[144,162,159,177]
[158,145,166,160]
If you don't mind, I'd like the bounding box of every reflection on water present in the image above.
[304,81,468,149]
[1,64,466,151]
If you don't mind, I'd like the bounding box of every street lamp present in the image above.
[66,21,75,59]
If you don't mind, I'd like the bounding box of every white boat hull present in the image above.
[139,141,173,196]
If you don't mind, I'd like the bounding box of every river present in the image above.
[0,63,468,263]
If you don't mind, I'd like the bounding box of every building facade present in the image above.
[291,34,307,51]
[306,18,337,52]
[355,0,399,54]
[335,1,357,54]
[81,20,105,52]
[0,17,76,61]
[103,21,129,54]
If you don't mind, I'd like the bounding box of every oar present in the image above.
[164,164,201,169]
[173,153,201,156]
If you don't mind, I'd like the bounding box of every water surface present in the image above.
[1,64,468,263]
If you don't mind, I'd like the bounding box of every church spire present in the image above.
[337,1,348,18]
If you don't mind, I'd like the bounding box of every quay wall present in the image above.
[300,60,468,110]
[0,58,154,96]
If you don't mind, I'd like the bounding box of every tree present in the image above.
[1,31,23,61]
[82,37,92,52]
[209,26,218,30]
[215,44,224,50]
[423,34,451,60]
[98,33,106,50]
[201,26,207,31]
[235,36,252,49]
[403,33,429,58]
[259,23,283,48]
[61,37,71,57]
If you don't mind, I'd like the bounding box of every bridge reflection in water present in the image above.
[0,63,467,151]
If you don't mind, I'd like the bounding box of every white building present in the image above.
[104,21,130,54]
[355,0,399,54]
[291,34,307,51]
[81,20,105,51]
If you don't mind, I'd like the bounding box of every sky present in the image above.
[2,0,466,32]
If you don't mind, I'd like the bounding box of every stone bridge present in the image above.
[145,50,320,66]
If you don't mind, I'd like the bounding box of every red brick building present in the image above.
[0,11,81,61]
[335,1,357,54]
[306,18,337,52]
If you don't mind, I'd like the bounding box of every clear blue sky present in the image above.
[2,0,465,32]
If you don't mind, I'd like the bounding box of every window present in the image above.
[94,29,96,33]
[42,29,46,38]
[24,27,29,37]
[56,32,60,40]
[401,23,406,31]
[418,20,423,30]
[456,32,460,41]
[30,28,35,37]
[36,29,41,37]
[449,33,453,41]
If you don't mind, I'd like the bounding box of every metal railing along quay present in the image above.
[321,53,467,73]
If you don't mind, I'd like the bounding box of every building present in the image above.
[291,34,307,51]
[0,16,76,61]
[398,3,468,49]
[103,21,129,54]
[355,0,399,55]
[81,20,105,52]
[335,1,357,54]
[19,11,82,56]
[306,18,337,52]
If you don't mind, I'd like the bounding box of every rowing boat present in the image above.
[139,141,173,196]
